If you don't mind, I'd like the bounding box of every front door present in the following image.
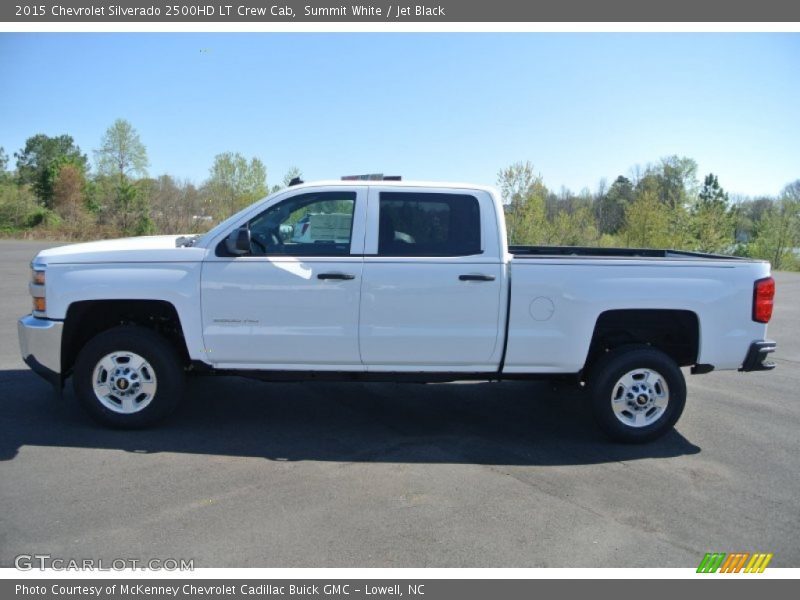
[201,187,367,369]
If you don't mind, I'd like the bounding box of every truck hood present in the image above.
[34,235,207,265]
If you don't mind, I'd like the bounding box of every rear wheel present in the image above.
[587,346,686,443]
[73,326,184,428]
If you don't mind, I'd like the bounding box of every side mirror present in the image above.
[225,227,251,255]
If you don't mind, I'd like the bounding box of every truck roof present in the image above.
[288,179,500,195]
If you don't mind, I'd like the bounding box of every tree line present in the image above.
[1,120,798,270]
[0,119,299,242]
[499,159,799,270]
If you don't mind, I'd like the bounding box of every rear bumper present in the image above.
[18,315,63,386]
[739,340,777,372]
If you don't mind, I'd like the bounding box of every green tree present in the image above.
[112,180,154,236]
[144,175,205,233]
[0,182,40,230]
[52,163,87,222]
[666,203,694,249]
[731,196,771,244]
[0,147,10,185]
[655,155,698,209]
[621,179,672,248]
[95,119,149,183]
[691,173,734,253]
[206,152,267,216]
[631,157,698,249]
[784,179,800,203]
[498,161,539,207]
[749,180,800,270]
[698,173,727,205]
[548,205,599,246]
[497,161,548,244]
[14,134,88,207]
[596,175,634,234]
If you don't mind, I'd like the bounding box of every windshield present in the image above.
[193,189,284,247]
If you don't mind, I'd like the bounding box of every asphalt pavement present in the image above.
[1,239,798,568]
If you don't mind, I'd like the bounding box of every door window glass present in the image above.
[378,192,482,256]
[247,191,356,256]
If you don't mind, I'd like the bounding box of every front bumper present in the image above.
[18,315,63,386]
[739,340,777,372]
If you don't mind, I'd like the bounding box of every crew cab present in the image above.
[18,179,777,442]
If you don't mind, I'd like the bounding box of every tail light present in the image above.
[753,277,775,323]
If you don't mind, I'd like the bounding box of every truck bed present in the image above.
[509,245,743,260]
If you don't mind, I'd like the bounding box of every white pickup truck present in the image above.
[18,179,777,442]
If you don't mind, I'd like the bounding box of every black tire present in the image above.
[587,346,686,443]
[73,325,185,428]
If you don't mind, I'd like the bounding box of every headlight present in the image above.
[32,269,45,286]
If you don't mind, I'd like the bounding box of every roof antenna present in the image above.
[288,177,304,186]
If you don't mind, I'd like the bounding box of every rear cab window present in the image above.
[377,192,482,257]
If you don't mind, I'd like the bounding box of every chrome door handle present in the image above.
[318,273,356,280]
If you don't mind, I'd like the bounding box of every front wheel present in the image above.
[73,326,185,428]
[587,346,686,443]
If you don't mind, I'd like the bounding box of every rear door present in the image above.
[359,187,505,371]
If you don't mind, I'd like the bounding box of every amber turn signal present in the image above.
[33,297,46,313]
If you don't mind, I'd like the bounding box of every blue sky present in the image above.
[0,33,798,197]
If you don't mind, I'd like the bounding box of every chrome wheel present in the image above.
[610,367,669,428]
[91,351,157,414]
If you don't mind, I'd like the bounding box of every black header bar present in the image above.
[4,1,800,23]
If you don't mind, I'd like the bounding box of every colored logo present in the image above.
[697,552,773,573]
